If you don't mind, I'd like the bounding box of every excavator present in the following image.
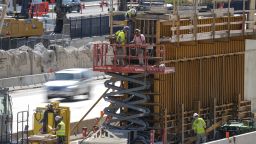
[0,0,43,38]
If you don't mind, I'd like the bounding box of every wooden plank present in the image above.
[181,104,184,144]
[237,94,241,119]
[156,20,161,44]
[164,109,167,144]
[112,20,127,26]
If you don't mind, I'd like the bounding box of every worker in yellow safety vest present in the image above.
[52,115,66,144]
[192,113,206,144]
[115,26,129,65]
[125,8,137,19]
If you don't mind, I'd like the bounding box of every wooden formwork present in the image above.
[131,13,254,143]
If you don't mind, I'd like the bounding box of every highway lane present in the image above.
[10,78,112,132]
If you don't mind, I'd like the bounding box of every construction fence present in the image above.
[69,14,125,39]
[0,14,124,50]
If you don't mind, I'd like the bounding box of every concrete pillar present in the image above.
[245,39,256,112]
[249,0,255,29]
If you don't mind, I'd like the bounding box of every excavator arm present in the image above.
[20,0,29,18]
[0,0,9,34]
[53,0,68,33]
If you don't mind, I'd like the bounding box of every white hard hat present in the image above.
[55,115,62,121]
[193,113,199,118]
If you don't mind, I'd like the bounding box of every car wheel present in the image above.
[84,86,91,100]
[77,7,81,13]
[87,92,91,100]
[47,95,51,101]
[68,8,72,13]
[66,96,75,101]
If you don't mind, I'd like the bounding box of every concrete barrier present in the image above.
[0,71,107,89]
[206,131,256,144]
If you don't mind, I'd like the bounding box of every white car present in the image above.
[44,68,93,100]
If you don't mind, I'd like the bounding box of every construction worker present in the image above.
[40,103,57,134]
[125,7,136,42]
[131,29,145,65]
[125,7,137,19]
[115,26,130,66]
[192,113,206,144]
[52,115,66,144]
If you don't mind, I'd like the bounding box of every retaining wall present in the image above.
[0,41,102,79]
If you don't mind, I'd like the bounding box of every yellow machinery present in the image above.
[0,0,44,38]
[1,18,44,38]
[29,101,70,144]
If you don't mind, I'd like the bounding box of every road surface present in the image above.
[46,1,118,19]
[10,78,113,132]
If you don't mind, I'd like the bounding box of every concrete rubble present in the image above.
[0,40,109,79]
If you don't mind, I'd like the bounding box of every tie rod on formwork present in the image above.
[161,51,244,64]
[103,72,151,131]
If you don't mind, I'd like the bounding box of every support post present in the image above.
[227,0,231,38]
[109,0,114,35]
[242,0,246,35]
[181,104,184,144]
[249,0,255,29]
[237,94,241,119]
[193,0,198,41]
[150,129,155,144]
[213,97,217,138]
[163,109,167,144]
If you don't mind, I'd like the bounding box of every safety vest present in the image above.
[125,8,136,18]
[56,121,65,136]
[115,30,126,45]
[192,117,206,134]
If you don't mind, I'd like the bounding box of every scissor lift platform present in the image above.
[93,43,175,74]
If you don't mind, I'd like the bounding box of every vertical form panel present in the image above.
[154,73,160,114]
[156,36,245,114]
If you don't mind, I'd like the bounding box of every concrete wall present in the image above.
[206,131,256,144]
[244,39,256,112]
[0,43,95,79]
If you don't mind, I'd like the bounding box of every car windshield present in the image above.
[62,0,79,4]
[62,0,71,4]
[55,73,80,80]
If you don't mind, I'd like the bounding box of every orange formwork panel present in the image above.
[154,38,245,114]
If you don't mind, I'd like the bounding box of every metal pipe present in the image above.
[109,0,114,35]
[71,87,110,134]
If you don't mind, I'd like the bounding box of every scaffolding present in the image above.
[90,0,256,143]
